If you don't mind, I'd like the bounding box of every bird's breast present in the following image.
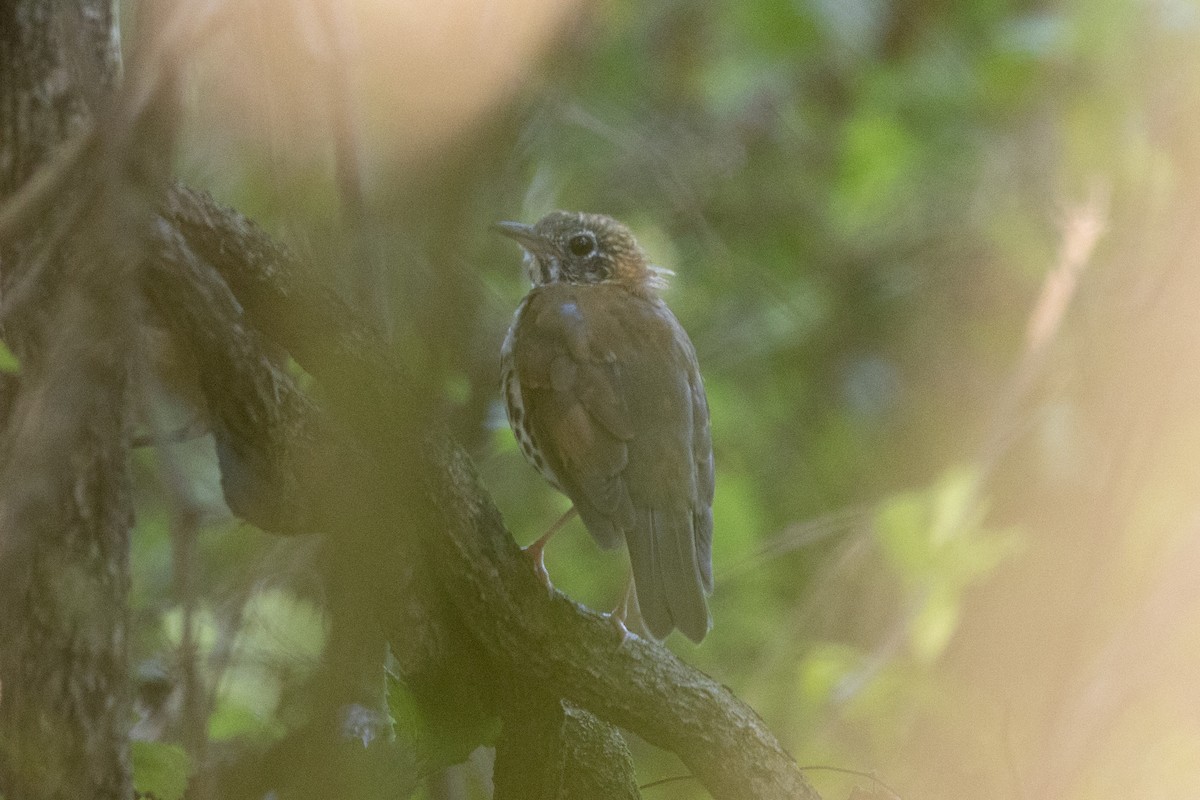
[502,298,563,491]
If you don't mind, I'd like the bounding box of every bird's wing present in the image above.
[515,287,636,550]
[687,340,715,594]
[515,284,713,641]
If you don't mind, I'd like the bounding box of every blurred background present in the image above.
[129,0,1200,797]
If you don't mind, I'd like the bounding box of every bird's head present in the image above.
[494,211,670,296]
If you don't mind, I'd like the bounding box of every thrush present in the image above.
[495,211,714,643]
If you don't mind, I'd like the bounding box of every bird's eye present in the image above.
[567,233,595,257]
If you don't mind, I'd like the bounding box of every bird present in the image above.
[495,210,714,642]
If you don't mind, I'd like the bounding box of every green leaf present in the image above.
[874,489,931,578]
[797,642,861,707]
[0,340,19,374]
[131,741,190,800]
[832,109,920,236]
[235,588,327,666]
[161,605,220,656]
[208,697,286,742]
[910,585,962,664]
[929,465,983,544]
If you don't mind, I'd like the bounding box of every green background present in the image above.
[128,1,1200,797]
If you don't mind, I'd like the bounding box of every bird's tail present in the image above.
[627,508,711,643]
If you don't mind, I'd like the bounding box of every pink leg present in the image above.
[523,506,577,590]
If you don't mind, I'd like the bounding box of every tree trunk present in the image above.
[0,2,134,799]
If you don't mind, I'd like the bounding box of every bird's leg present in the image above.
[607,573,652,644]
[524,505,577,590]
[607,577,635,644]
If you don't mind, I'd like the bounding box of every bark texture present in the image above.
[0,2,135,799]
[493,697,640,800]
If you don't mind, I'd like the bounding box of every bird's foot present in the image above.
[522,506,578,592]
[607,576,642,645]
[606,610,634,645]
[522,537,554,593]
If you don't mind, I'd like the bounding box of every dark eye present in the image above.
[567,233,595,257]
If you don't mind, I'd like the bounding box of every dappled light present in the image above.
[3,1,1200,799]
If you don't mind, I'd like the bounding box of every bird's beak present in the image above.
[492,221,543,251]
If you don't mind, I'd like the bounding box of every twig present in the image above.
[798,764,902,799]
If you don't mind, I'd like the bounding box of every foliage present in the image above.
[118,0,1200,797]
[0,339,19,373]
[132,742,190,800]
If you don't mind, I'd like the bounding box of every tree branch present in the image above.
[163,184,818,800]
[144,219,325,535]
[493,696,640,800]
